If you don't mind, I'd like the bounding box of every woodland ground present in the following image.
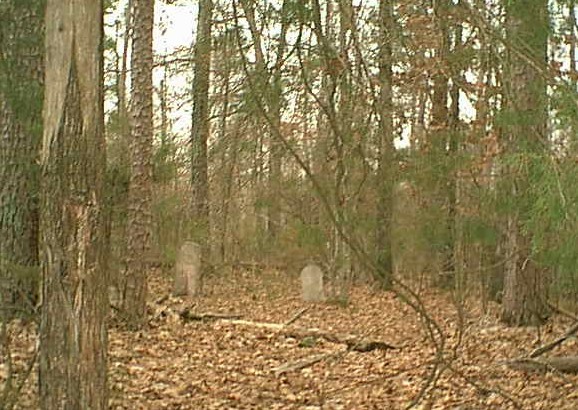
[6,267,578,409]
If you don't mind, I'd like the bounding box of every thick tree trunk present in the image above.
[124,0,154,326]
[0,0,44,317]
[39,1,108,408]
[500,0,549,326]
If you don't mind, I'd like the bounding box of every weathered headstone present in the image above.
[174,241,201,297]
[300,264,325,302]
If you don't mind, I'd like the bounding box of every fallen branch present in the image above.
[528,320,578,358]
[286,327,396,352]
[273,352,339,376]
[220,319,397,352]
[179,309,243,322]
[503,317,578,374]
[505,356,578,374]
[232,261,286,271]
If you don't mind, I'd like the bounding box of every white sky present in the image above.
[103,1,509,149]
[154,2,198,137]
[105,2,197,137]
[155,2,197,54]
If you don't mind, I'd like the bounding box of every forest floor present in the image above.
[7,267,578,409]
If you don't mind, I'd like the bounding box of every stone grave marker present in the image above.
[300,264,325,302]
[174,241,201,297]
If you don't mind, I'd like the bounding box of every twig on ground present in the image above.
[179,309,243,322]
[284,307,310,326]
[273,352,341,376]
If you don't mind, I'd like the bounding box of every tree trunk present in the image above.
[332,0,353,298]
[500,0,549,326]
[0,0,44,318]
[376,0,395,289]
[431,0,454,287]
[266,0,290,246]
[189,0,213,287]
[124,0,154,327]
[105,0,132,311]
[191,0,213,239]
[216,33,235,263]
[39,0,108,408]
[310,0,350,297]
[448,5,462,293]
[118,0,132,132]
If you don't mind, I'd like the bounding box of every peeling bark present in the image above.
[40,0,108,407]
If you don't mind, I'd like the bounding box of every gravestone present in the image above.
[300,264,325,302]
[174,241,201,297]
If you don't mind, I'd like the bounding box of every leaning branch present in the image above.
[504,319,578,374]
[528,320,578,358]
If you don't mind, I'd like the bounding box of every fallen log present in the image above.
[283,327,396,352]
[178,309,397,352]
[218,319,397,352]
[505,356,578,374]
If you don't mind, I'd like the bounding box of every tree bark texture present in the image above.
[124,0,154,326]
[0,0,44,316]
[40,0,108,408]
